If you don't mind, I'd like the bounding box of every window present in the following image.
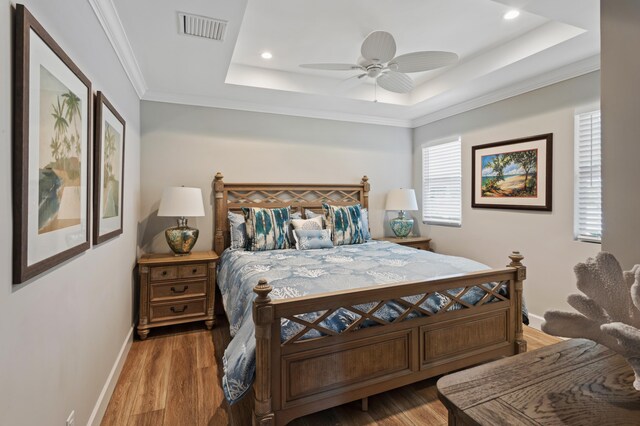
[422,138,462,226]
[574,110,602,242]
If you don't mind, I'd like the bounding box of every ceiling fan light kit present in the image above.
[300,30,458,94]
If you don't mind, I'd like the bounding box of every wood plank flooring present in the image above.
[101,317,560,426]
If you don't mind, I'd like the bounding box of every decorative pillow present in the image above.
[321,203,366,246]
[291,216,323,231]
[361,208,372,240]
[228,211,247,249]
[242,206,292,251]
[293,229,333,250]
[304,209,326,227]
[229,211,300,251]
[307,208,369,238]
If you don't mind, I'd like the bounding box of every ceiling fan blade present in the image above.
[299,63,362,71]
[361,31,396,63]
[389,51,458,73]
[334,73,367,93]
[377,71,414,93]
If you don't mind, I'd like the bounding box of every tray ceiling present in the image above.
[109,0,599,127]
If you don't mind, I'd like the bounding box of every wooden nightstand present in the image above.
[377,236,432,251]
[137,250,218,340]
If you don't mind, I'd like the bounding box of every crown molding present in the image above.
[142,90,414,128]
[143,55,599,129]
[88,0,147,98]
[410,55,600,128]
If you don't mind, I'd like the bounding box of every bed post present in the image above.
[361,175,370,210]
[253,279,275,425]
[213,172,225,255]
[508,251,527,354]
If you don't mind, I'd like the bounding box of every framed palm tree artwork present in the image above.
[93,92,125,244]
[13,4,92,284]
[471,134,553,211]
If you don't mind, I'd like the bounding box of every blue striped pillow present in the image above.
[308,207,371,240]
[242,206,291,251]
[321,203,366,246]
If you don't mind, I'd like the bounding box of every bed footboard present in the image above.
[251,252,527,426]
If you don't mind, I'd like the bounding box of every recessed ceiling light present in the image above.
[261,51,273,59]
[504,10,520,20]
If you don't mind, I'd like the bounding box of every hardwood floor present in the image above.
[101,317,561,426]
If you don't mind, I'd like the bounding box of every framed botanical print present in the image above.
[471,134,553,211]
[13,4,92,283]
[93,92,125,244]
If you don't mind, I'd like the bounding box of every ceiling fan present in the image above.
[300,31,458,94]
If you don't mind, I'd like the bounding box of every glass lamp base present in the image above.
[165,225,199,255]
[389,217,414,238]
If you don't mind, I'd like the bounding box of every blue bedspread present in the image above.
[218,240,507,403]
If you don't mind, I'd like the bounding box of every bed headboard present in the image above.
[212,172,370,255]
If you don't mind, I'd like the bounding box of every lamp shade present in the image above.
[157,187,205,217]
[385,189,418,211]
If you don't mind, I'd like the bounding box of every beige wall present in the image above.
[140,102,413,254]
[601,0,640,269]
[413,72,601,321]
[0,1,140,425]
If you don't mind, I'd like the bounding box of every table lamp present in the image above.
[385,188,418,238]
[157,186,205,255]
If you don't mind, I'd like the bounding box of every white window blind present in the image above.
[574,110,602,243]
[422,139,462,226]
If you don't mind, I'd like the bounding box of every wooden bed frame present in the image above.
[212,172,527,426]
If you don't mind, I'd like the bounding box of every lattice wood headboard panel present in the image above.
[212,172,370,254]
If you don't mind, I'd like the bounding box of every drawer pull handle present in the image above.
[170,305,188,313]
[162,271,168,276]
[171,286,188,294]
[192,268,198,274]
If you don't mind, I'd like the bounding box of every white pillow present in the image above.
[291,216,323,230]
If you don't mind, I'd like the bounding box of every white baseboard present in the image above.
[527,313,545,330]
[88,326,134,426]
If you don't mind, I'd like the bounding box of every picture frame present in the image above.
[13,4,92,283]
[93,92,125,244]
[471,133,552,211]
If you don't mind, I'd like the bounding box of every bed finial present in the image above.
[214,171,224,185]
[508,251,524,268]
[361,175,370,191]
[254,278,273,303]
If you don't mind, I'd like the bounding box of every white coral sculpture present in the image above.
[541,252,640,390]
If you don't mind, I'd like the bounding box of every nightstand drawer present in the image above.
[150,298,207,322]
[406,242,431,251]
[150,266,178,282]
[150,280,206,302]
[178,263,207,279]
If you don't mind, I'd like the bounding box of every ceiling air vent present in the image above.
[178,12,227,41]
